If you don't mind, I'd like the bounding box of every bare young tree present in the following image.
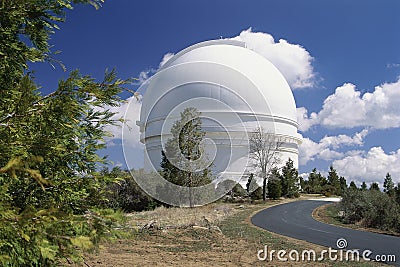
[249,127,283,201]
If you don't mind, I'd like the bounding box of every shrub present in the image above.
[250,187,263,200]
[267,178,282,199]
[340,188,400,232]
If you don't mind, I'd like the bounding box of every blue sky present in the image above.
[32,0,400,186]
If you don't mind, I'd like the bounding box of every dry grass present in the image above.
[125,202,238,229]
[67,197,391,267]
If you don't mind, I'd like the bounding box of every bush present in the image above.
[267,178,281,199]
[340,188,400,232]
[99,168,159,212]
[250,187,263,200]
[231,183,247,198]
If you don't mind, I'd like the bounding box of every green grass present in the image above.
[322,203,344,226]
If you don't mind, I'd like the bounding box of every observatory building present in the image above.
[136,39,302,181]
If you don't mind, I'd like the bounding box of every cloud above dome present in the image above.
[154,29,317,90]
[230,28,317,89]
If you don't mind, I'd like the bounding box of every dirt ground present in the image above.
[82,228,261,267]
[79,203,264,267]
[66,198,390,267]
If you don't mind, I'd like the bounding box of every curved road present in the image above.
[252,200,400,266]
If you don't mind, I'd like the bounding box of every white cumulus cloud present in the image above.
[333,147,400,185]
[299,78,400,131]
[153,28,317,90]
[299,129,369,166]
[231,28,316,89]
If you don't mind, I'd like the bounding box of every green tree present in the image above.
[0,1,132,265]
[299,176,308,193]
[267,168,282,199]
[99,168,159,212]
[250,186,263,200]
[327,165,341,195]
[383,173,394,195]
[395,183,400,205]
[160,107,212,207]
[305,168,327,194]
[248,127,283,201]
[349,181,358,190]
[361,181,368,191]
[280,159,299,198]
[370,182,380,191]
[231,183,247,198]
[339,176,347,195]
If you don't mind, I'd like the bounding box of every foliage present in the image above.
[395,183,400,206]
[369,182,380,191]
[349,181,358,190]
[231,183,247,198]
[301,166,346,196]
[326,165,342,195]
[267,169,282,200]
[160,107,212,207]
[339,176,347,194]
[245,173,254,193]
[383,172,395,196]
[280,159,299,198]
[250,186,263,200]
[248,127,283,201]
[340,188,400,232]
[215,179,248,202]
[0,0,134,265]
[97,167,159,212]
[300,168,327,194]
[361,181,367,190]
[215,179,236,197]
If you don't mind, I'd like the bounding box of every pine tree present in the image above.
[370,182,380,191]
[361,181,368,190]
[339,176,347,195]
[306,168,327,194]
[160,107,212,207]
[327,165,341,195]
[395,183,400,205]
[280,159,300,198]
[383,173,394,195]
[349,181,358,190]
[267,168,282,199]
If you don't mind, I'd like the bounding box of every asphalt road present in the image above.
[251,200,400,266]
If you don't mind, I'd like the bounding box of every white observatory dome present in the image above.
[136,39,302,180]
